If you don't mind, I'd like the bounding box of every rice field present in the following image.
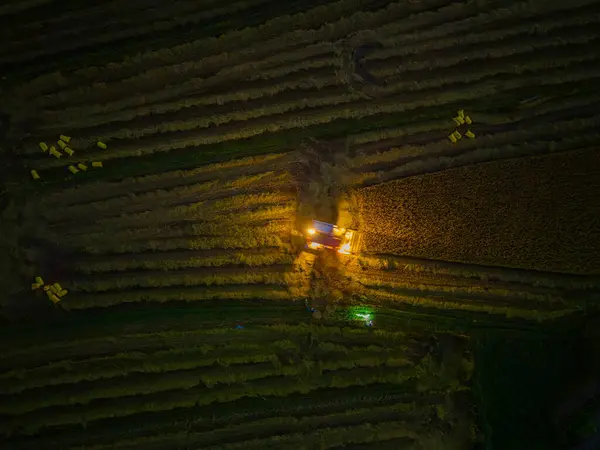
[1,0,600,448]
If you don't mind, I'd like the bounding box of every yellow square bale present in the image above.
[97,141,107,149]
[91,161,103,168]
[78,163,88,171]
[43,285,50,291]
[57,140,67,149]
[53,282,62,291]
[31,283,41,290]
[39,142,48,152]
[45,290,53,299]
[452,117,461,126]
[458,116,465,125]
[35,276,44,285]
[50,294,60,304]
[448,133,458,144]
[49,147,62,159]
[68,165,79,174]
[465,130,476,138]
[58,289,68,297]
[465,115,472,124]
[30,170,40,180]
[49,285,58,294]
[60,135,71,143]
[458,109,465,118]
[453,130,462,139]
[64,147,74,156]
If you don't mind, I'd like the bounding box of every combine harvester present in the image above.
[304,220,360,255]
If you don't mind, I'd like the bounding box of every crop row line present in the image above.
[0,366,420,436]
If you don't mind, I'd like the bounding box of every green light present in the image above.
[355,313,371,320]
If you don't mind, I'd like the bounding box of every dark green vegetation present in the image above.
[1,0,600,448]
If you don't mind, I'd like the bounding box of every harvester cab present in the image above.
[305,220,359,255]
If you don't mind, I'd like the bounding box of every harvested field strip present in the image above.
[60,284,294,310]
[191,420,417,450]
[352,254,600,291]
[30,60,600,169]
[53,192,293,229]
[38,153,287,207]
[41,171,292,223]
[38,22,597,137]
[58,205,296,237]
[39,4,600,129]
[40,68,341,130]
[0,348,412,414]
[0,326,294,371]
[25,37,600,158]
[69,227,288,254]
[21,0,455,109]
[67,265,291,293]
[357,148,600,274]
[356,286,576,321]
[356,128,600,187]
[72,249,295,274]
[1,0,341,88]
[0,366,419,435]
[7,0,390,99]
[11,2,588,118]
[61,220,292,247]
[349,91,600,155]
[349,272,569,305]
[1,0,274,64]
[0,341,298,394]
[80,403,423,450]
[0,340,402,395]
[6,386,427,450]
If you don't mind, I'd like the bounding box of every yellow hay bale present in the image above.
[60,135,71,143]
[452,117,461,126]
[453,130,462,139]
[465,130,476,139]
[97,141,107,149]
[31,283,41,290]
[57,140,67,149]
[77,163,88,171]
[448,133,457,144]
[91,161,103,168]
[49,285,58,294]
[465,115,472,124]
[64,147,74,156]
[43,285,50,291]
[58,289,68,297]
[50,294,60,304]
[53,282,62,291]
[49,147,62,159]
[30,170,40,180]
[68,165,79,174]
[39,142,48,152]
[35,276,44,285]
[458,109,465,118]
[457,116,465,125]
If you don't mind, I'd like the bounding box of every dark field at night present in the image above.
[1,0,599,449]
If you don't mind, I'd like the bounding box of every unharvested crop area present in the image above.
[357,148,600,274]
[2,0,600,448]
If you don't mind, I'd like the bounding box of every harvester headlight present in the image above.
[307,228,316,235]
[308,242,321,249]
[338,243,351,254]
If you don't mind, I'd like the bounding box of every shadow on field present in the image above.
[472,313,600,450]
